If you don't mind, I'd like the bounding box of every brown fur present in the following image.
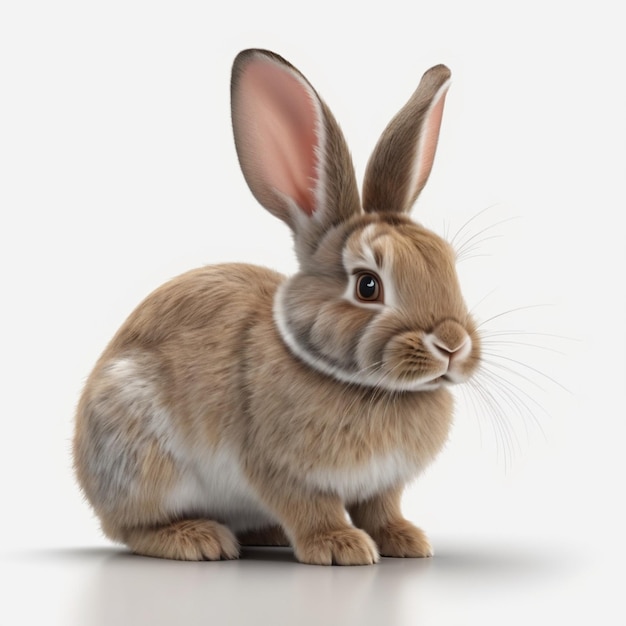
[363,64,451,213]
[121,519,240,561]
[349,487,432,557]
[74,50,481,565]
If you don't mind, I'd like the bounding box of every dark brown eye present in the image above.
[356,272,382,302]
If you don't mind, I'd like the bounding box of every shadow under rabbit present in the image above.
[8,539,576,626]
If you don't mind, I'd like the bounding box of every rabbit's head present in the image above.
[231,49,480,392]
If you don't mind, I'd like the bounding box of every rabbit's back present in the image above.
[73,263,284,535]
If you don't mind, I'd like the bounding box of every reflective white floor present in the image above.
[3,537,614,626]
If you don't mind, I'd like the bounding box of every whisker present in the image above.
[466,375,518,470]
[454,218,518,261]
[479,329,579,343]
[476,304,556,330]
[456,215,519,243]
[480,355,546,393]
[481,352,571,393]
[476,364,549,441]
[480,338,567,356]
[456,251,495,263]
[474,373,527,465]
[442,219,451,242]
[468,289,499,317]
[456,237,503,262]
[449,204,502,249]
[474,373,529,457]
[457,382,485,447]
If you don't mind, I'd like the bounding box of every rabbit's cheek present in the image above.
[383,333,446,384]
[308,300,373,365]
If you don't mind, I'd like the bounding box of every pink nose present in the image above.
[427,320,472,364]
[431,335,470,360]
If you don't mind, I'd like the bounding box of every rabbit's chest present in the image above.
[304,451,421,502]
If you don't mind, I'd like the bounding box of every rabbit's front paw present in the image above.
[294,527,380,566]
[369,520,432,558]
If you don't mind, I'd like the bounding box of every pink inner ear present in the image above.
[414,87,447,194]
[240,59,320,216]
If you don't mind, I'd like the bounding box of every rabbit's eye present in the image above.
[356,272,383,303]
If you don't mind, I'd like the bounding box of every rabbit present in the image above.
[73,48,481,565]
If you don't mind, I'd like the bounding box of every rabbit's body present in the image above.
[76,259,451,539]
[74,50,481,565]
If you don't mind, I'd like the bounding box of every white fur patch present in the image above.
[305,452,420,503]
[164,445,278,533]
[106,357,175,442]
[86,357,181,510]
[99,356,276,532]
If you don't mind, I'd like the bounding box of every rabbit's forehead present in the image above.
[342,223,394,271]
[343,222,454,281]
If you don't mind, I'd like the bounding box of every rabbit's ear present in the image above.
[231,49,361,243]
[362,64,451,214]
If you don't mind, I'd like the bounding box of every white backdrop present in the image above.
[1,1,624,624]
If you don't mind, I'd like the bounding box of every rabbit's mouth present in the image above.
[432,373,460,386]
[412,371,468,392]
[407,373,452,390]
[417,366,476,388]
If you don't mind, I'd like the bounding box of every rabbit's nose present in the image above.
[431,336,471,363]
[426,320,472,366]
